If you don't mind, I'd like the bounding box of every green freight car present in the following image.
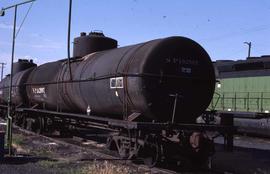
[209,55,270,117]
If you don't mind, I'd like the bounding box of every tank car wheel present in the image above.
[142,143,159,167]
[21,116,27,129]
[106,136,117,151]
[207,156,212,169]
[32,117,44,134]
[25,118,33,131]
[118,139,129,159]
[14,113,23,126]
[139,136,160,167]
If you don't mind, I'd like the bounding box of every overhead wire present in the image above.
[15,1,34,38]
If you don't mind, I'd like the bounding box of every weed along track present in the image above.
[4,121,179,174]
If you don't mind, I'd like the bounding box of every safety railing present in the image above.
[210,92,270,113]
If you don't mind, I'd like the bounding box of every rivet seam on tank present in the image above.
[84,52,97,61]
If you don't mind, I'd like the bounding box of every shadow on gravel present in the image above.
[213,144,270,174]
[0,155,56,165]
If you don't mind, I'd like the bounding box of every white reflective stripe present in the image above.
[110,78,116,88]
[110,77,123,89]
[115,77,123,88]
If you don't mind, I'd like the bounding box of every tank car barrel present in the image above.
[1,34,216,124]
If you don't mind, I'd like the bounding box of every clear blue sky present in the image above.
[0,0,270,75]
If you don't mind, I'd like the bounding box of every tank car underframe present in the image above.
[0,106,236,168]
[210,110,270,138]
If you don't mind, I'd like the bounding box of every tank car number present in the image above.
[165,58,199,65]
[32,87,46,94]
[181,67,192,73]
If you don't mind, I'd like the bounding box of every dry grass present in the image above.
[9,130,147,174]
[12,134,24,146]
[12,134,31,154]
[81,161,137,174]
[39,160,58,168]
[33,146,54,157]
[40,160,140,174]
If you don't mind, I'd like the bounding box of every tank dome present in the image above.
[73,31,118,58]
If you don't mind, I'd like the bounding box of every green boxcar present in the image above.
[209,56,270,114]
[210,76,270,113]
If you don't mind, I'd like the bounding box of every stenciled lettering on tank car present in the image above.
[31,87,47,98]
[181,67,192,74]
[32,87,46,94]
[165,57,199,65]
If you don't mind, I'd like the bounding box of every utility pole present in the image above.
[0,63,6,80]
[67,0,73,80]
[0,0,36,156]
[244,42,252,58]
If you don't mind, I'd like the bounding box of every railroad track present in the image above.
[14,123,270,174]
[11,124,181,174]
[0,117,230,173]
[3,115,270,174]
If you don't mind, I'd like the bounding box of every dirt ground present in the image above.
[0,128,149,174]
[212,136,270,174]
